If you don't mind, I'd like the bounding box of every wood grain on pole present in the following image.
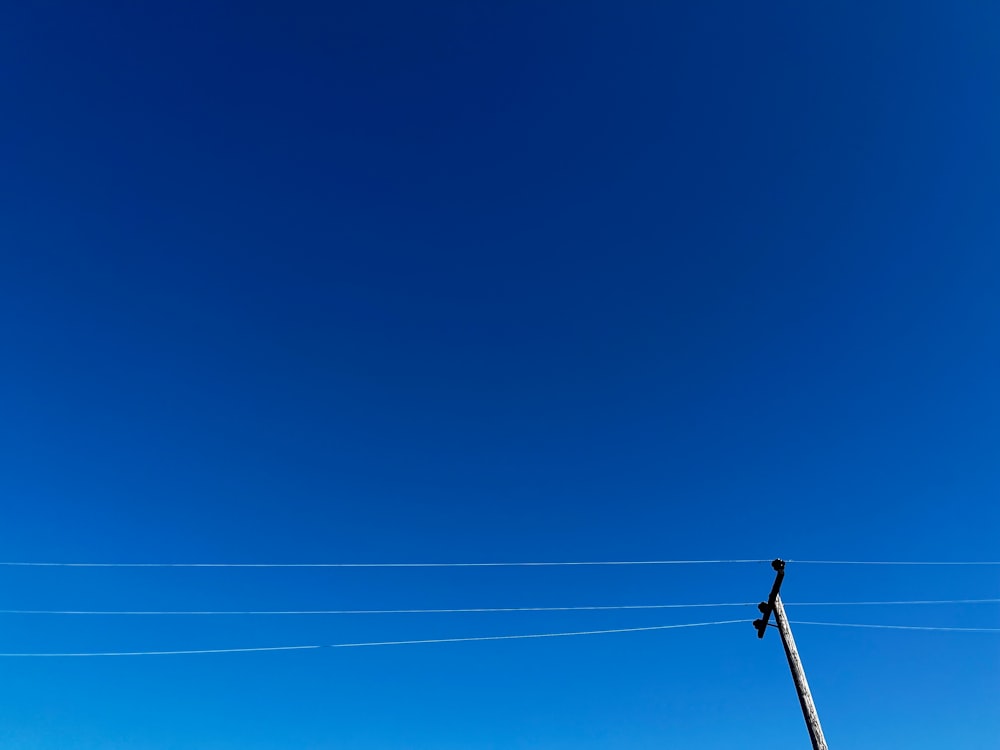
[772,593,830,750]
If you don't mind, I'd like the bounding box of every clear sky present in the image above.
[2,2,998,748]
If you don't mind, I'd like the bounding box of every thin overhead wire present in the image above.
[787,598,1000,607]
[791,621,1000,632]
[787,560,1000,566]
[0,602,757,615]
[2,558,998,568]
[0,559,769,568]
[2,599,997,616]
[0,619,750,657]
[0,645,325,657]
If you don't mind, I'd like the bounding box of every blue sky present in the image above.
[1,2,998,748]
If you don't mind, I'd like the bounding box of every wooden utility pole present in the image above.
[753,559,830,750]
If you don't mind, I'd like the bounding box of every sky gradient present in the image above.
[1,2,998,749]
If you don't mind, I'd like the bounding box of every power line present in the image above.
[1,558,997,568]
[0,602,757,615]
[787,560,1000,566]
[791,621,1000,632]
[0,619,750,657]
[0,559,769,568]
[0,644,324,657]
[8,616,995,658]
[1,599,997,616]
[787,598,1000,607]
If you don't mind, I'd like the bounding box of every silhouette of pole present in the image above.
[754,559,829,750]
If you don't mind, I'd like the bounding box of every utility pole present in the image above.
[754,559,830,750]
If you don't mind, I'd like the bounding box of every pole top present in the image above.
[755,560,787,638]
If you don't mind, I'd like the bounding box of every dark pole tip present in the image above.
[771,558,786,572]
